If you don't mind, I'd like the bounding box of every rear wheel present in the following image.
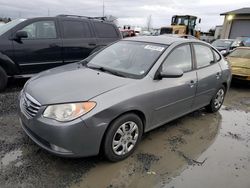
[0,66,8,91]
[103,113,143,162]
[206,85,226,113]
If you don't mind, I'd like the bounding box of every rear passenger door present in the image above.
[92,21,120,47]
[60,19,97,64]
[192,43,222,109]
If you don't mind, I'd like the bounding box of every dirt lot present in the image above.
[0,79,249,188]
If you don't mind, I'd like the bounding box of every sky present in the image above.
[0,0,249,31]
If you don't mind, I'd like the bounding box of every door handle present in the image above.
[188,80,196,88]
[216,72,221,79]
[88,43,97,46]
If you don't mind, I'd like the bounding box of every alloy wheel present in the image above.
[112,121,139,155]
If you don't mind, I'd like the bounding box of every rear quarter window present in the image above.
[62,21,91,38]
[213,49,221,62]
[93,22,118,38]
[194,44,215,69]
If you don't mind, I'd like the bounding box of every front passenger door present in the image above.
[151,44,197,127]
[12,19,63,74]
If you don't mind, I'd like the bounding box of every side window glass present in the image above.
[94,22,118,38]
[213,49,221,61]
[194,44,215,68]
[162,44,192,73]
[62,21,91,38]
[21,21,57,39]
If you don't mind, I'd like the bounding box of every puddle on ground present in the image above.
[165,109,250,188]
[71,109,223,188]
[0,148,23,168]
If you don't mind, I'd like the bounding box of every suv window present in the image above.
[94,22,118,38]
[62,21,91,38]
[194,44,214,68]
[162,44,192,72]
[21,21,57,39]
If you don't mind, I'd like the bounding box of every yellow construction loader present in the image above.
[160,15,201,38]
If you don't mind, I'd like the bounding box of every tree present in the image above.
[146,15,152,31]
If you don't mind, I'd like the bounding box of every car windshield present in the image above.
[228,48,250,59]
[0,19,26,36]
[87,41,167,79]
[231,37,250,47]
[212,40,233,48]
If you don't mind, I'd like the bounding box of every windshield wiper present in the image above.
[87,65,126,78]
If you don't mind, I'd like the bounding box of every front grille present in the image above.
[21,93,41,118]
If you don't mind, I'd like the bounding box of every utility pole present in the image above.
[102,0,105,17]
[48,8,50,16]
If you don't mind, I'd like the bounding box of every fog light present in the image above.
[50,144,72,153]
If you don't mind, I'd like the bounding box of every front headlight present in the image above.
[43,102,96,122]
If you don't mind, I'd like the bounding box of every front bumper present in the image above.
[19,104,108,157]
[232,68,250,81]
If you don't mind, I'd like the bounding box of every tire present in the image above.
[0,66,8,92]
[205,85,226,113]
[103,113,143,162]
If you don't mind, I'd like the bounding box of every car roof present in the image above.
[123,35,192,45]
[27,16,114,24]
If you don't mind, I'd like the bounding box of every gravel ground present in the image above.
[0,79,249,188]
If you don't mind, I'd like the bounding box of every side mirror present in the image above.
[15,30,28,39]
[156,67,184,79]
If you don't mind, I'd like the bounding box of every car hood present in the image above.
[227,57,250,69]
[24,63,133,105]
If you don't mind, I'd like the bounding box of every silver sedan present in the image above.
[19,36,231,161]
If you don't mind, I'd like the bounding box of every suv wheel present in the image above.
[0,66,8,91]
[103,113,143,162]
[206,85,226,113]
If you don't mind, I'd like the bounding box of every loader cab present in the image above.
[172,15,198,31]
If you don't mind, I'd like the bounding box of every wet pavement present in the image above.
[0,79,249,188]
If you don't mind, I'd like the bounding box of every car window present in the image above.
[0,19,26,36]
[194,44,214,68]
[211,40,233,48]
[88,41,167,79]
[213,49,221,61]
[94,22,118,38]
[62,21,91,38]
[21,21,57,39]
[162,44,192,72]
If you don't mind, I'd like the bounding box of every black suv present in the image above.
[0,15,122,90]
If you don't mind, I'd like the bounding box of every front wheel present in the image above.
[206,86,226,113]
[103,113,143,162]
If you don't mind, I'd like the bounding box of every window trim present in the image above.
[20,20,58,40]
[157,42,195,75]
[191,42,217,70]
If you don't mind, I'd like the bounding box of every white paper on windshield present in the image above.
[144,45,164,52]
